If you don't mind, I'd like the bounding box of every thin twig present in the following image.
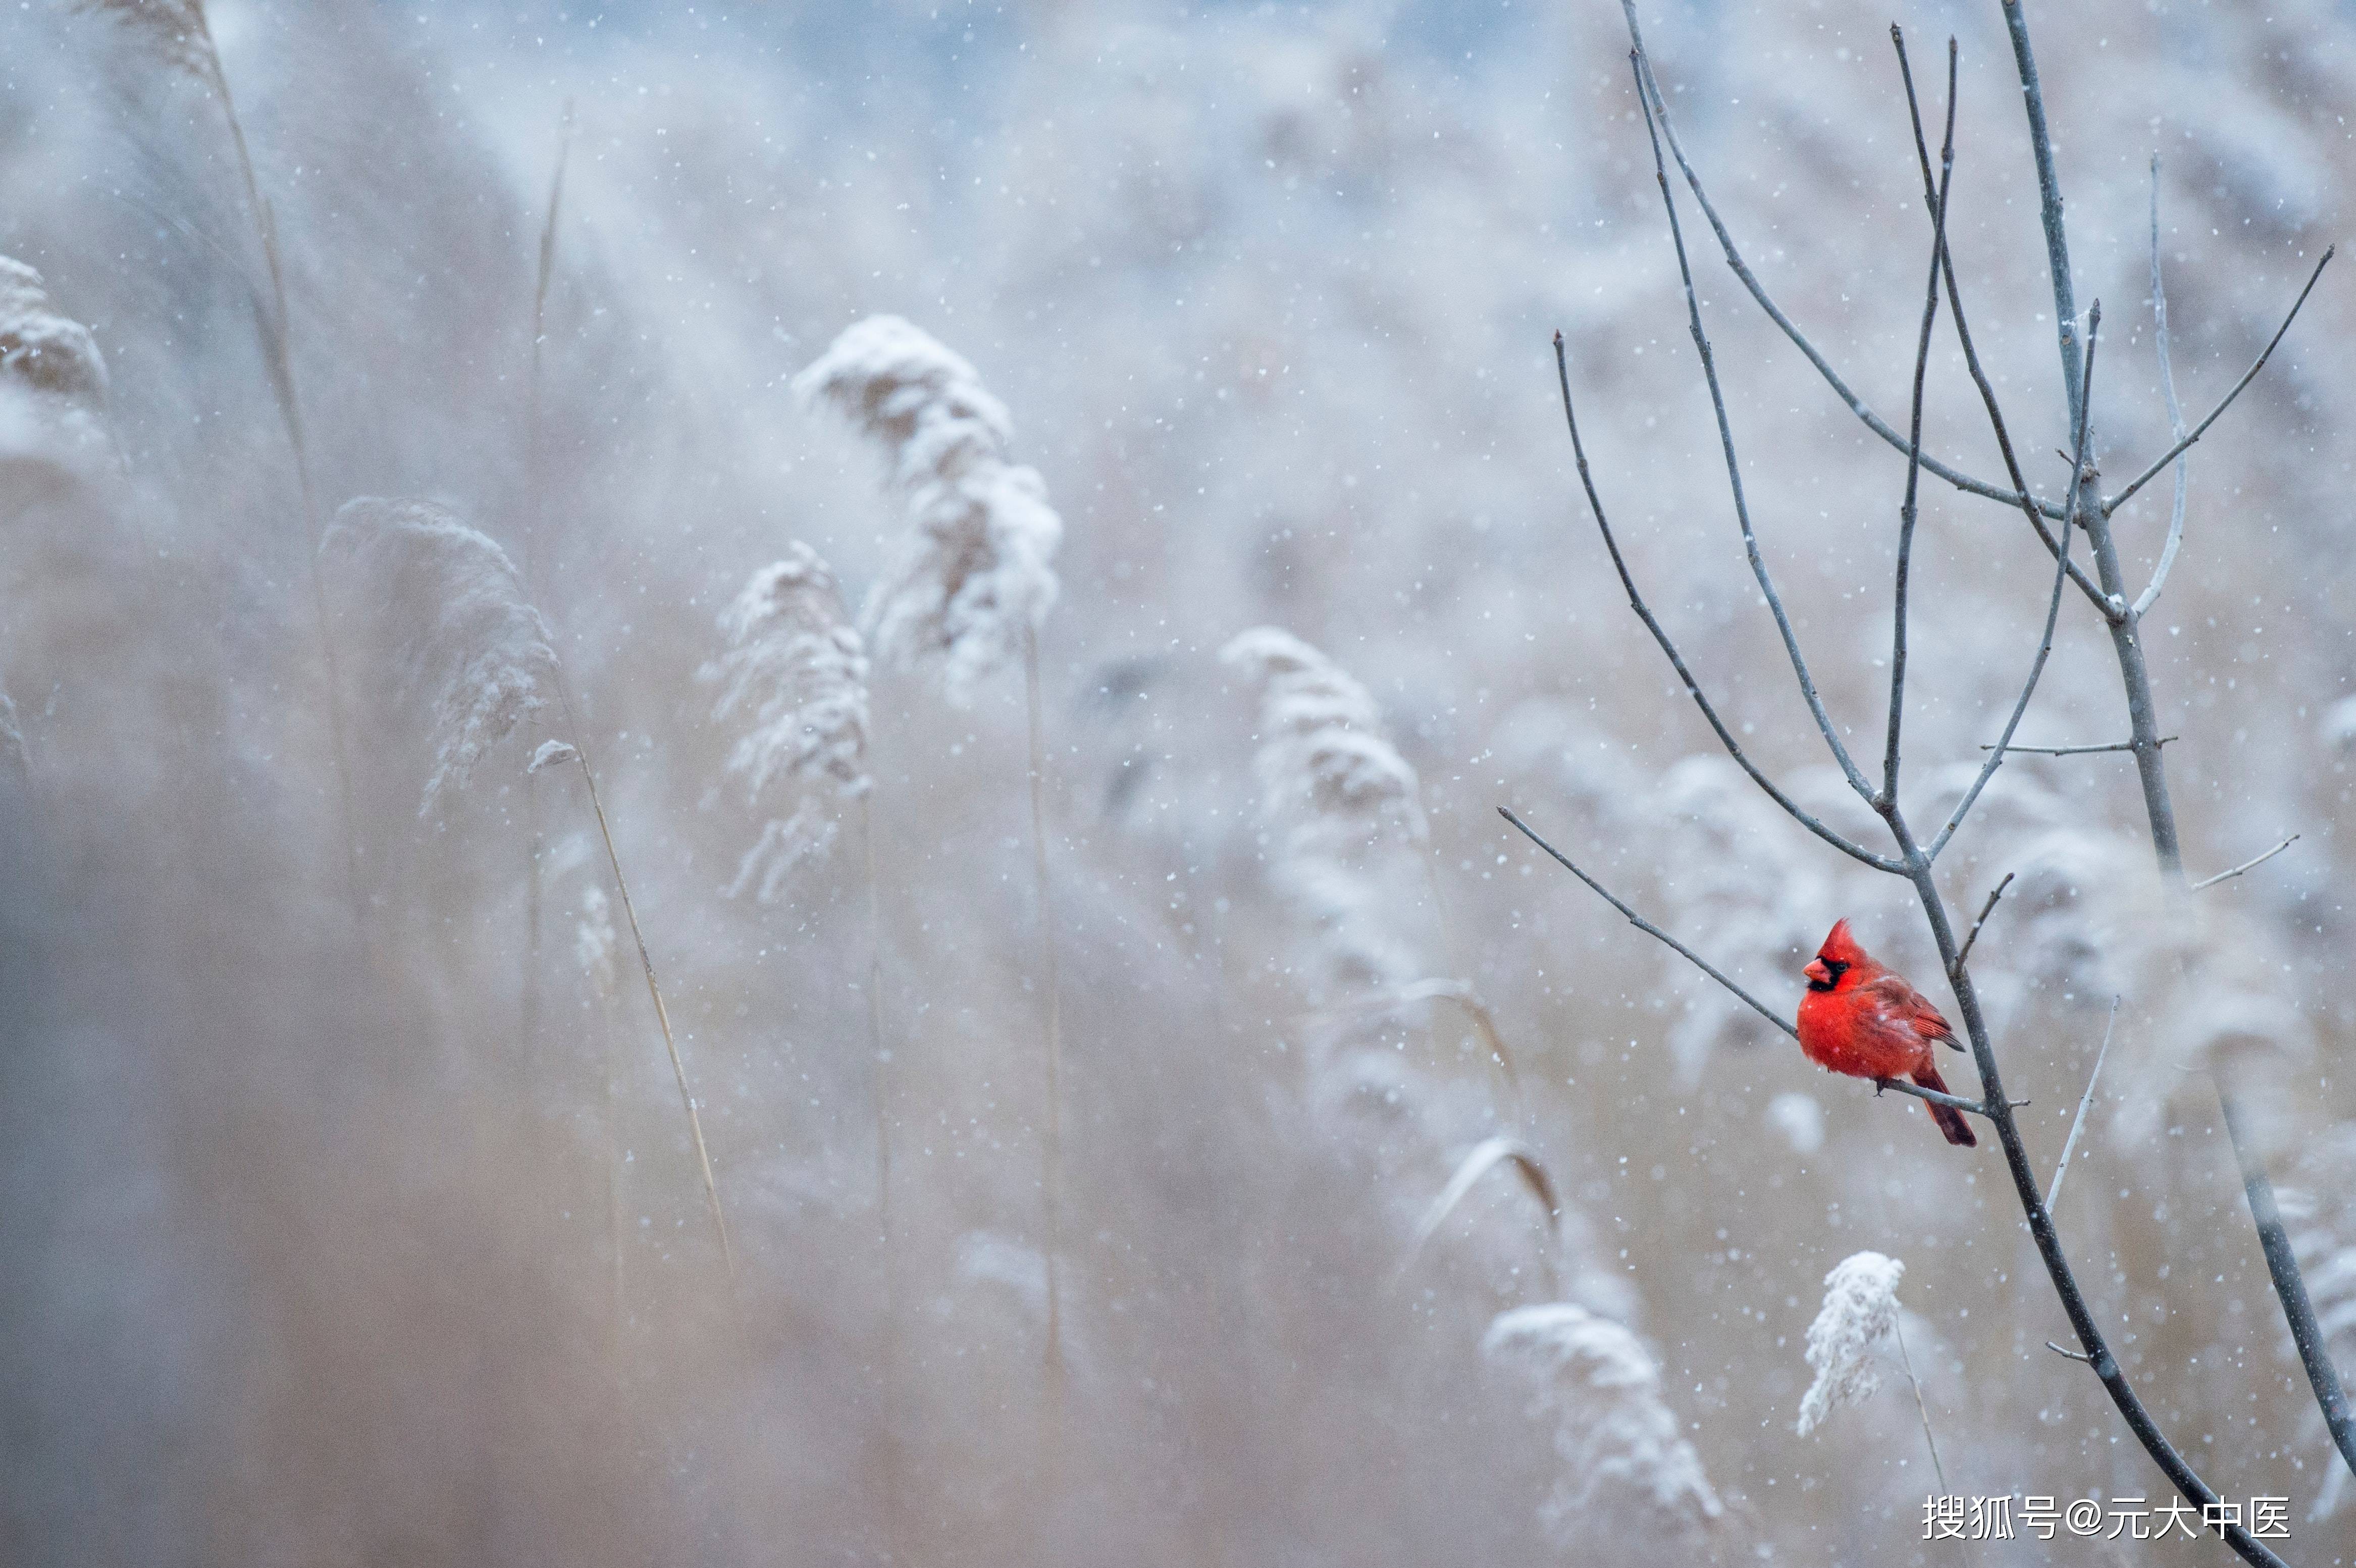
[1952,872,2013,973]
[1499,807,1797,1040]
[2103,248,2335,516]
[1873,1076,2003,1117]
[1978,737,2173,756]
[2190,834,2299,891]
[1879,38,1957,814]
[2045,1340,2095,1365]
[2132,155,2189,618]
[1628,50,1877,809]
[1550,335,1896,872]
[1892,1315,1949,1495]
[2045,997,2119,1216]
[1922,315,2098,863]
[1617,3,2062,520]
[1890,27,2109,612]
[1502,804,2002,1122]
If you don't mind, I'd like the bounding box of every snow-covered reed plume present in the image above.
[1223,626,1429,995]
[700,542,872,902]
[1483,1303,1722,1546]
[320,498,559,814]
[0,258,105,409]
[0,256,108,468]
[802,314,1072,1364]
[1797,1250,1905,1435]
[73,0,217,78]
[793,316,1060,702]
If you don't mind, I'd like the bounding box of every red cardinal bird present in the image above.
[1796,919,1976,1147]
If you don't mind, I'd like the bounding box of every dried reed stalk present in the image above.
[80,0,364,922]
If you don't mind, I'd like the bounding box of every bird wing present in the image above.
[1863,972,1961,1050]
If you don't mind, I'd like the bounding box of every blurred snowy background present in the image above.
[3,0,2355,1562]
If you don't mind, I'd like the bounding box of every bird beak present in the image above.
[1803,958,1830,984]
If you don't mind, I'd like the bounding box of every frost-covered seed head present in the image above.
[1223,626,1429,990]
[321,497,558,814]
[794,317,1060,701]
[75,1,217,77]
[0,258,106,409]
[528,739,579,774]
[700,542,872,901]
[1483,1303,1723,1543]
[1797,1250,1904,1436]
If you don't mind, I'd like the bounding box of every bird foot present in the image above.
[1873,1076,1893,1096]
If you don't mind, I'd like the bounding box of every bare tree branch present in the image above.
[1497,806,1797,1040]
[2103,247,2334,517]
[2045,997,2119,1216]
[2132,155,2189,619]
[1627,51,1880,809]
[1996,5,2309,1550]
[1880,37,1958,813]
[1496,807,1998,1123]
[1551,336,1899,872]
[1888,26,2109,614]
[1978,737,2174,756]
[1952,871,2013,973]
[1616,2,2065,520]
[1923,309,2097,864]
[2190,833,2299,891]
[2220,1092,2356,1487]
[1873,1075,2008,1117]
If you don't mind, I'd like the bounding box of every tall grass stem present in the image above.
[1024,625,1065,1375]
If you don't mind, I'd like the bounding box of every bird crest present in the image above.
[1815,918,1866,966]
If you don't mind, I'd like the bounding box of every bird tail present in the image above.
[1912,1063,1978,1148]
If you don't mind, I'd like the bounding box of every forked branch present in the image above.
[1495,808,1992,1124]
[1616,1,2062,520]
[1890,25,2108,616]
[1627,50,1877,809]
[2103,248,2334,517]
[1878,37,1958,814]
[1550,336,1897,873]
